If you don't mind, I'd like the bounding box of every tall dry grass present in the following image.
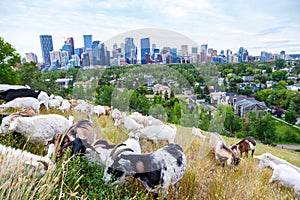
[0,110,299,199]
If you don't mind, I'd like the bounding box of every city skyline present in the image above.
[0,0,300,60]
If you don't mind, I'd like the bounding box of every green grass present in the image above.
[275,119,300,144]
[0,110,300,199]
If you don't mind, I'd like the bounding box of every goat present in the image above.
[103,138,141,184]
[104,143,187,199]
[192,127,206,141]
[128,112,149,127]
[114,112,144,132]
[0,143,55,175]
[254,153,300,173]
[59,99,71,113]
[129,124,177,144]
[0,114,73,144]
[268,161,300,198]
[0,97,41,113]
[84,139,117,166]
[37,91,50,110]
[230,136,256,158]
[147,115,164,126]
[0,84,29,92]
[111,108,122,120]
[93,105,106,116]
[52,120,96,158]
[11,107,36,117]
[0,88,41,102]
[209,132,241,170]
[103,105,112,115]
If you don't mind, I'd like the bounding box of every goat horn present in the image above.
[109,143,126,157]
[112,147,134,160]
[37,160,49,170]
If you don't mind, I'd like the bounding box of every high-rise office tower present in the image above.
[83,35,92,51]
[66,37,75,55]
[200,44,208,62]
[141,37,150,64]
[125,37,136,63]
[40,35,54,64]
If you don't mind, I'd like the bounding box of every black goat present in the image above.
[0,88,41,102]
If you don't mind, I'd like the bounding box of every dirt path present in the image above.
[276,144,300,150]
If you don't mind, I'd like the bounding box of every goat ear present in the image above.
[253,155,260,159]
[8,121,17,131]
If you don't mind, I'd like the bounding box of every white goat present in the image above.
[128,112,149,127]
[147,115,164,126]
[48,98,61,109]
[0,114,73,144]
[49,94,64,105]
[93,105,106,116]
[268,161,300,197]
[114,112,144,132]
[0,97,40,113]
[129,124,177,143]
[0,143,55,175]
[192,127,206,141]
[37,91,50,110]
[59,99,71,113]
[254,153,300,173]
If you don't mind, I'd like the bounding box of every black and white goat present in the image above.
[51,119,97,159]
[0,88,41,102]
[104,143,187,199]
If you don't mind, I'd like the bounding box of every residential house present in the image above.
[234,99,267,118]
[286,84,300,91]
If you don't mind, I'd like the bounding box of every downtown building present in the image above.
[40,35,54,64]
[141,37,150,64]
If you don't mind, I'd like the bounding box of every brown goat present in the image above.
[231,136,256,158]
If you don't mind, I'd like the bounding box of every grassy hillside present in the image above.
[0,110,299,199]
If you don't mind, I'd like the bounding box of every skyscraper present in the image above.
[83,35,92,51]
[92,41,100,65]
[66,37,75,55]
[40,35,54,64]
[200,44,208,62]
[141,38,150,64]
[62,42,72,59]
[125,37,136,64]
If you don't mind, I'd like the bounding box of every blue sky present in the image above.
[0,0,299,60]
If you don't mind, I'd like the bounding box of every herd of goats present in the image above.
[0,84,300,199]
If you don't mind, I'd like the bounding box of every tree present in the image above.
[248,111,277,144]
[95,85,114,106]
[0,37,20,84]
[164,90,169,100]
[275,59,285,70]
[285,101,297,124]
[16,62,42,88]
[285,110,297,124]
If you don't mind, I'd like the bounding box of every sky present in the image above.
[0,0,300,61]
